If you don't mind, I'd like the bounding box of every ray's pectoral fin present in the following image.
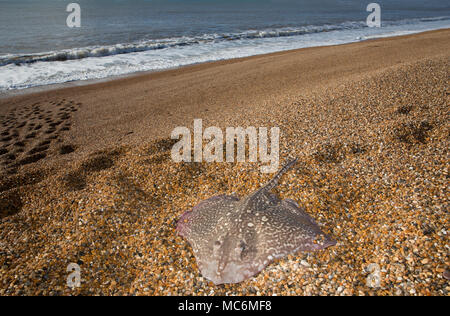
[260,203,336,257]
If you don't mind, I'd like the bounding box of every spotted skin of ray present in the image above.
[176,159,336,285]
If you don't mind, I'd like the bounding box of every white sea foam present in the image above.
[0,17,448,91]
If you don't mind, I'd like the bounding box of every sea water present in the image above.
[0,0,448,91]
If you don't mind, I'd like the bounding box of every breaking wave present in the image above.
[1,16,448,67]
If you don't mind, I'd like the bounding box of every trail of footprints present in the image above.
[0,99,80,174]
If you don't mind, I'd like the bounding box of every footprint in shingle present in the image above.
[25,132,37,139]
[13,141,25,148]
[59,144,76,155]
[38,140,51,147]
[4,153,16,162]
[49,121,62,128]
[18,153,46,166]
[29,145,49,155]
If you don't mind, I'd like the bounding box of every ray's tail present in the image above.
[263,158,298,191]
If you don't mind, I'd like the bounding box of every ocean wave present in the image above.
[1,16,448,67]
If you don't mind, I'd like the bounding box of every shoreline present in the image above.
[1,28,449,169]
[0,28,448,101]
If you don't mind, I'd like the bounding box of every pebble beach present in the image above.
[0,29,449,296]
